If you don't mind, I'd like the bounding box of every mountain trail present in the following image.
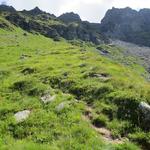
[82,106,124,144]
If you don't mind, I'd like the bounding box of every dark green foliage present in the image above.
[21,67,36,75]
[0,69,9,79]
[11,79,48,96]
[107,91,140,125]
[128,132,150,149]
[92,114,109,127]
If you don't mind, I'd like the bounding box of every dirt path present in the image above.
[82,106,124,144]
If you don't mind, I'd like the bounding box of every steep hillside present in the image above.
[100,7,150,47]
[0,5,150,150]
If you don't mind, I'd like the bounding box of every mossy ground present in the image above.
[0,19,150,149]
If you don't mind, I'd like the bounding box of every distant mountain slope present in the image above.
[0,5,108,44]
[100,7,150,47]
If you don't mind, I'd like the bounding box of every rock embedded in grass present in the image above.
[56,101,69,112]
[139,102,150,129]
[41,94,56,104]
[139,102,150,120]
[14,110,31,123]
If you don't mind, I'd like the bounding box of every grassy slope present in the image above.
[0,18,150,149]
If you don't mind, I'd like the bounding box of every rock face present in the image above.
[100,7,150,47]
[139,102,150,129]
[58,12,81,23]
[14,110,31,123]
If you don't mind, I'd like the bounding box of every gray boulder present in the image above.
[56,101,69,112]
[14,110,31,123]
[139,102,150,129]
[139,102,150,121]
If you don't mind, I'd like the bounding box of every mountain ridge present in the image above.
[0,4,108,44]
[100,7,150,47]
[2,5,150,47]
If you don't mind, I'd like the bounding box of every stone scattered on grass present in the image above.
[41,94,56,104]
[139,102,150,120]
[14,110,31,123]
[56,101,69,112]
[139,102,150,129]
[90,73,111,81]
[21,67,35,75]
[20,54,31,60]
[100,49,109,55]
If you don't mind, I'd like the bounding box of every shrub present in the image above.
[0,69,9,79]
[21,67,36,75]
[11,79,48,96]
[106,91,141,125]
[92,114,109,128]
[128,132,150,149]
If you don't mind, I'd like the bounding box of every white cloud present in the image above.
[112,0,150,9]
[1,0,150,22]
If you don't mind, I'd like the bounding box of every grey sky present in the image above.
[1,0,150,23]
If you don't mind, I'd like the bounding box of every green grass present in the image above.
[0,18,150,149]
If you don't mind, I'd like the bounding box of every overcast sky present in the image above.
[1,0,150,22]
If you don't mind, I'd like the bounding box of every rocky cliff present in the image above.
[100,7,150,46]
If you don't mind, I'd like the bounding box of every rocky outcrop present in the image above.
[5,13,60,39]
[5,12,107,44]
[58,12,81,23]
[0,4,16,13]
[21,7,56,18]
[22,7,44,16]
[100,7,150,47]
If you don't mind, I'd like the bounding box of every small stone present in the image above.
[56,101,68,112]
[41,94,56,104]
[91,73,111,81]
[14,110,31,123]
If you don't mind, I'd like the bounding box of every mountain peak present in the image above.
[0,4,16,12]
[58,12,81,23]
[32,7,41,12]
[29,6,43,15]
